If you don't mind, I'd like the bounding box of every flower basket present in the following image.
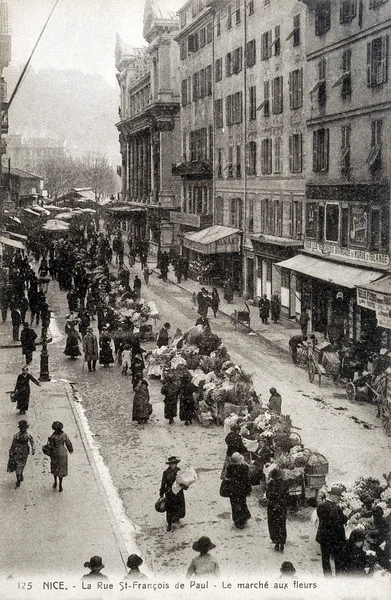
[305,452,329,475]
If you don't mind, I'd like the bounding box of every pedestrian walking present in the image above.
[99,327,114,367]
[13,366,41,415]
[143,265,152,285]
[7,420,35,488]
[223,279,233,304]
[133,275,142,300]
[197,288,210,318]
[211,287,220,318]
[11,305,22,341]
[268,387,282,415]
[270,293,281,323]
[131,352,145,384]
[161,373,178,425]
[40,301,51,338]
[221,423,248,479]
[258,294,270,324]
[289,334,307,364]
[83,326,99,372]
[19,295,29,324]
[20,322,37,365]
[38,257,50,293]
[132,378,151,424]
[299,308,310,337]
[156,322,171,348]
[121,344,132,375]
[124,555,147,580]
[186,537,220,578]
[48,421,73,492]
[159,456,187,532]
[82,556,108,580]
[316,486,348,576]
[64,323,82,359]
[225,452,252,529]
[266,468,289,552]
[179,373,197,426]
[0,283,11,322]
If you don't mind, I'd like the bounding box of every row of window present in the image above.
[182,183,211,216]
[181,66,212,106]
[216,134,303,179]
[186,126,213,162]
[180,21,213,60]
[306,202,388,252]
[313,120,383,174]
[315,0,388,36]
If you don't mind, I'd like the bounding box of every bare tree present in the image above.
[37,154,84,199]
[82,153,116,201]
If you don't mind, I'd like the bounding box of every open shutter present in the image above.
[324,129,330,171]
[289,72,293,109]
[312,131,318,171]
[367,41,373,86]
[289,135,293,173]
[382,35,389,83]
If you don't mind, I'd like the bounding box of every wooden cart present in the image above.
[308,343,340,387]
[230,302,251,330]
[346,371,391,437]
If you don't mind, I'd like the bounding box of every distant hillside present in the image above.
[5,66,121,166]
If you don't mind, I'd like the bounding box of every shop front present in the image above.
[182,225,242,289]
[357,276,391,347]
[276,254,382,342]
[104,205,147,244]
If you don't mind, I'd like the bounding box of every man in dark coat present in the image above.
[133,275,142,300]
[316,486,348,576]
[289,334,307,364]
[20,322,37,365]
[157,322,171,348]
[299,308,310,337]
[258,294,270,324]
[11,306,22,341]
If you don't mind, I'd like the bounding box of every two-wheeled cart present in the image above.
[308,342,340,386]
[230,302,251,330]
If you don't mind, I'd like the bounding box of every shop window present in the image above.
[350,205,368,247]
[306,202,317,239]
[249,85,257,120]
[315,1,331,36]
[371,208,381,251]
[341,207,349,247]
[367,35,389,87]
[325,204,339,242]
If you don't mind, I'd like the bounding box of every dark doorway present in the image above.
[312,280,328,334]
[246,258,254,299]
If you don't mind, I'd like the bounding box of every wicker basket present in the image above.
[305,473,327,488]
[305,452,329,475]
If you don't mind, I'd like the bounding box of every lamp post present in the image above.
[39,331,50,382]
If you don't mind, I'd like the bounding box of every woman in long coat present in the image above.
[161,375,179,425]
[132,379,151,424]
[226,452,252,529]
[159,456,186,532]
[266,468,290,551]
[211,287,220,318]
[99,328,114,367]
[179,375,197,426]
[7,420,35,487]
[64,323,82,359]
[13,366,41,415]
[48,421,73,492]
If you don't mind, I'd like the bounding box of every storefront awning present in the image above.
[183,225,241,255]
[276,254,381,289]
[356,276,391,328]
[0,235,25,249]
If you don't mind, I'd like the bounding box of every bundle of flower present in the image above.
[288,445,312,468]
[253,411,273,432]
[197,330,221,356]
[179,347,201,370]
[352,477,384,504]
[280,467,305,482]
[377,487,391,517]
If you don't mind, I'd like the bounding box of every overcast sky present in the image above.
[8,0,183,86]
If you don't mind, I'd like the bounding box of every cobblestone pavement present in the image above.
[40,263,390,578]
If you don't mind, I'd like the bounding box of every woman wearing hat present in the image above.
[159,456,187,532]
[12,366,41,415]
[7,420,35,487]
[132,378,152,424]
[186,537,220,578]
[99,327,114,367]
[82,556,108,580]
[124,554,147,580]
[225,452,252,529]
[48,422,73,492]
[266,468,289,551]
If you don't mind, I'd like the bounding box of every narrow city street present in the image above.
[25,262,390,578]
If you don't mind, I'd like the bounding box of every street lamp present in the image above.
[39,331,51,382]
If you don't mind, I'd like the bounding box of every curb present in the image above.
[151,269,291,356]
[0,335,53,350]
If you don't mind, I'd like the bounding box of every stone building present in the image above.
[0,0,11,172]
[278,0,391,343]
[5,135,65,173]
[115,0,181,254]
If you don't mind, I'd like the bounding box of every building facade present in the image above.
[0,0,11,180]
[279,0,391,343]
[5,135,65,173]
[115,1,182,253]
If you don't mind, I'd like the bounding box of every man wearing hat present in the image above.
[159,456,187,532]
[268,388,282,415]
[82,556,107,579]
[124,554,146,580]
[316,486,348,575]
[83,326,99,371]
[186,537,220,577]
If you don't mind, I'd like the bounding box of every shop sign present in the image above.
[357,288,377,310]
[213,233,241,254]
[349,206,368,246]
[376,293,391,329]
[305,240,389,266]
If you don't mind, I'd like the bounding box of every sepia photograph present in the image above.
[0,1,390,599]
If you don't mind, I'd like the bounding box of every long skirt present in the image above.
[99,341,114,365]
[64,336,81,358]
[267,503,287,545]
[132,392,150,422]
[230,495,251,528]
[179,395,196,423]
[16,390,30,412]
[165,489,186,525]
[164,396,177,419]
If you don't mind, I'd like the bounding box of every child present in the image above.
[121,344,132,375]
[186,537,220,578]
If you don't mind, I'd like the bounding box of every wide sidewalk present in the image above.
[0,356,129,578]
[147,261,300,354]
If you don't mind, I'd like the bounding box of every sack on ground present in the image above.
[219,478,231,498]
[176,465,197,488]
[155,497,166,513]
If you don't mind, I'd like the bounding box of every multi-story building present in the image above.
[115,2,181,253]
[5,135,65,173]
[278,0,391,343]
[174,0,306,304]
[0,0,11,169]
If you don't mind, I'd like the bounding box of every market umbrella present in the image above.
[42,219,69,231]
[78,208,97,213]
[55,212,74,220]
[43,204,65,211]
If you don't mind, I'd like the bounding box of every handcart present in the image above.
[346,371,391,436]
[230,302,251,330]
[308,342,340,387]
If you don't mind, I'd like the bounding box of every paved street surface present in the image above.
[5,259,386,581]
